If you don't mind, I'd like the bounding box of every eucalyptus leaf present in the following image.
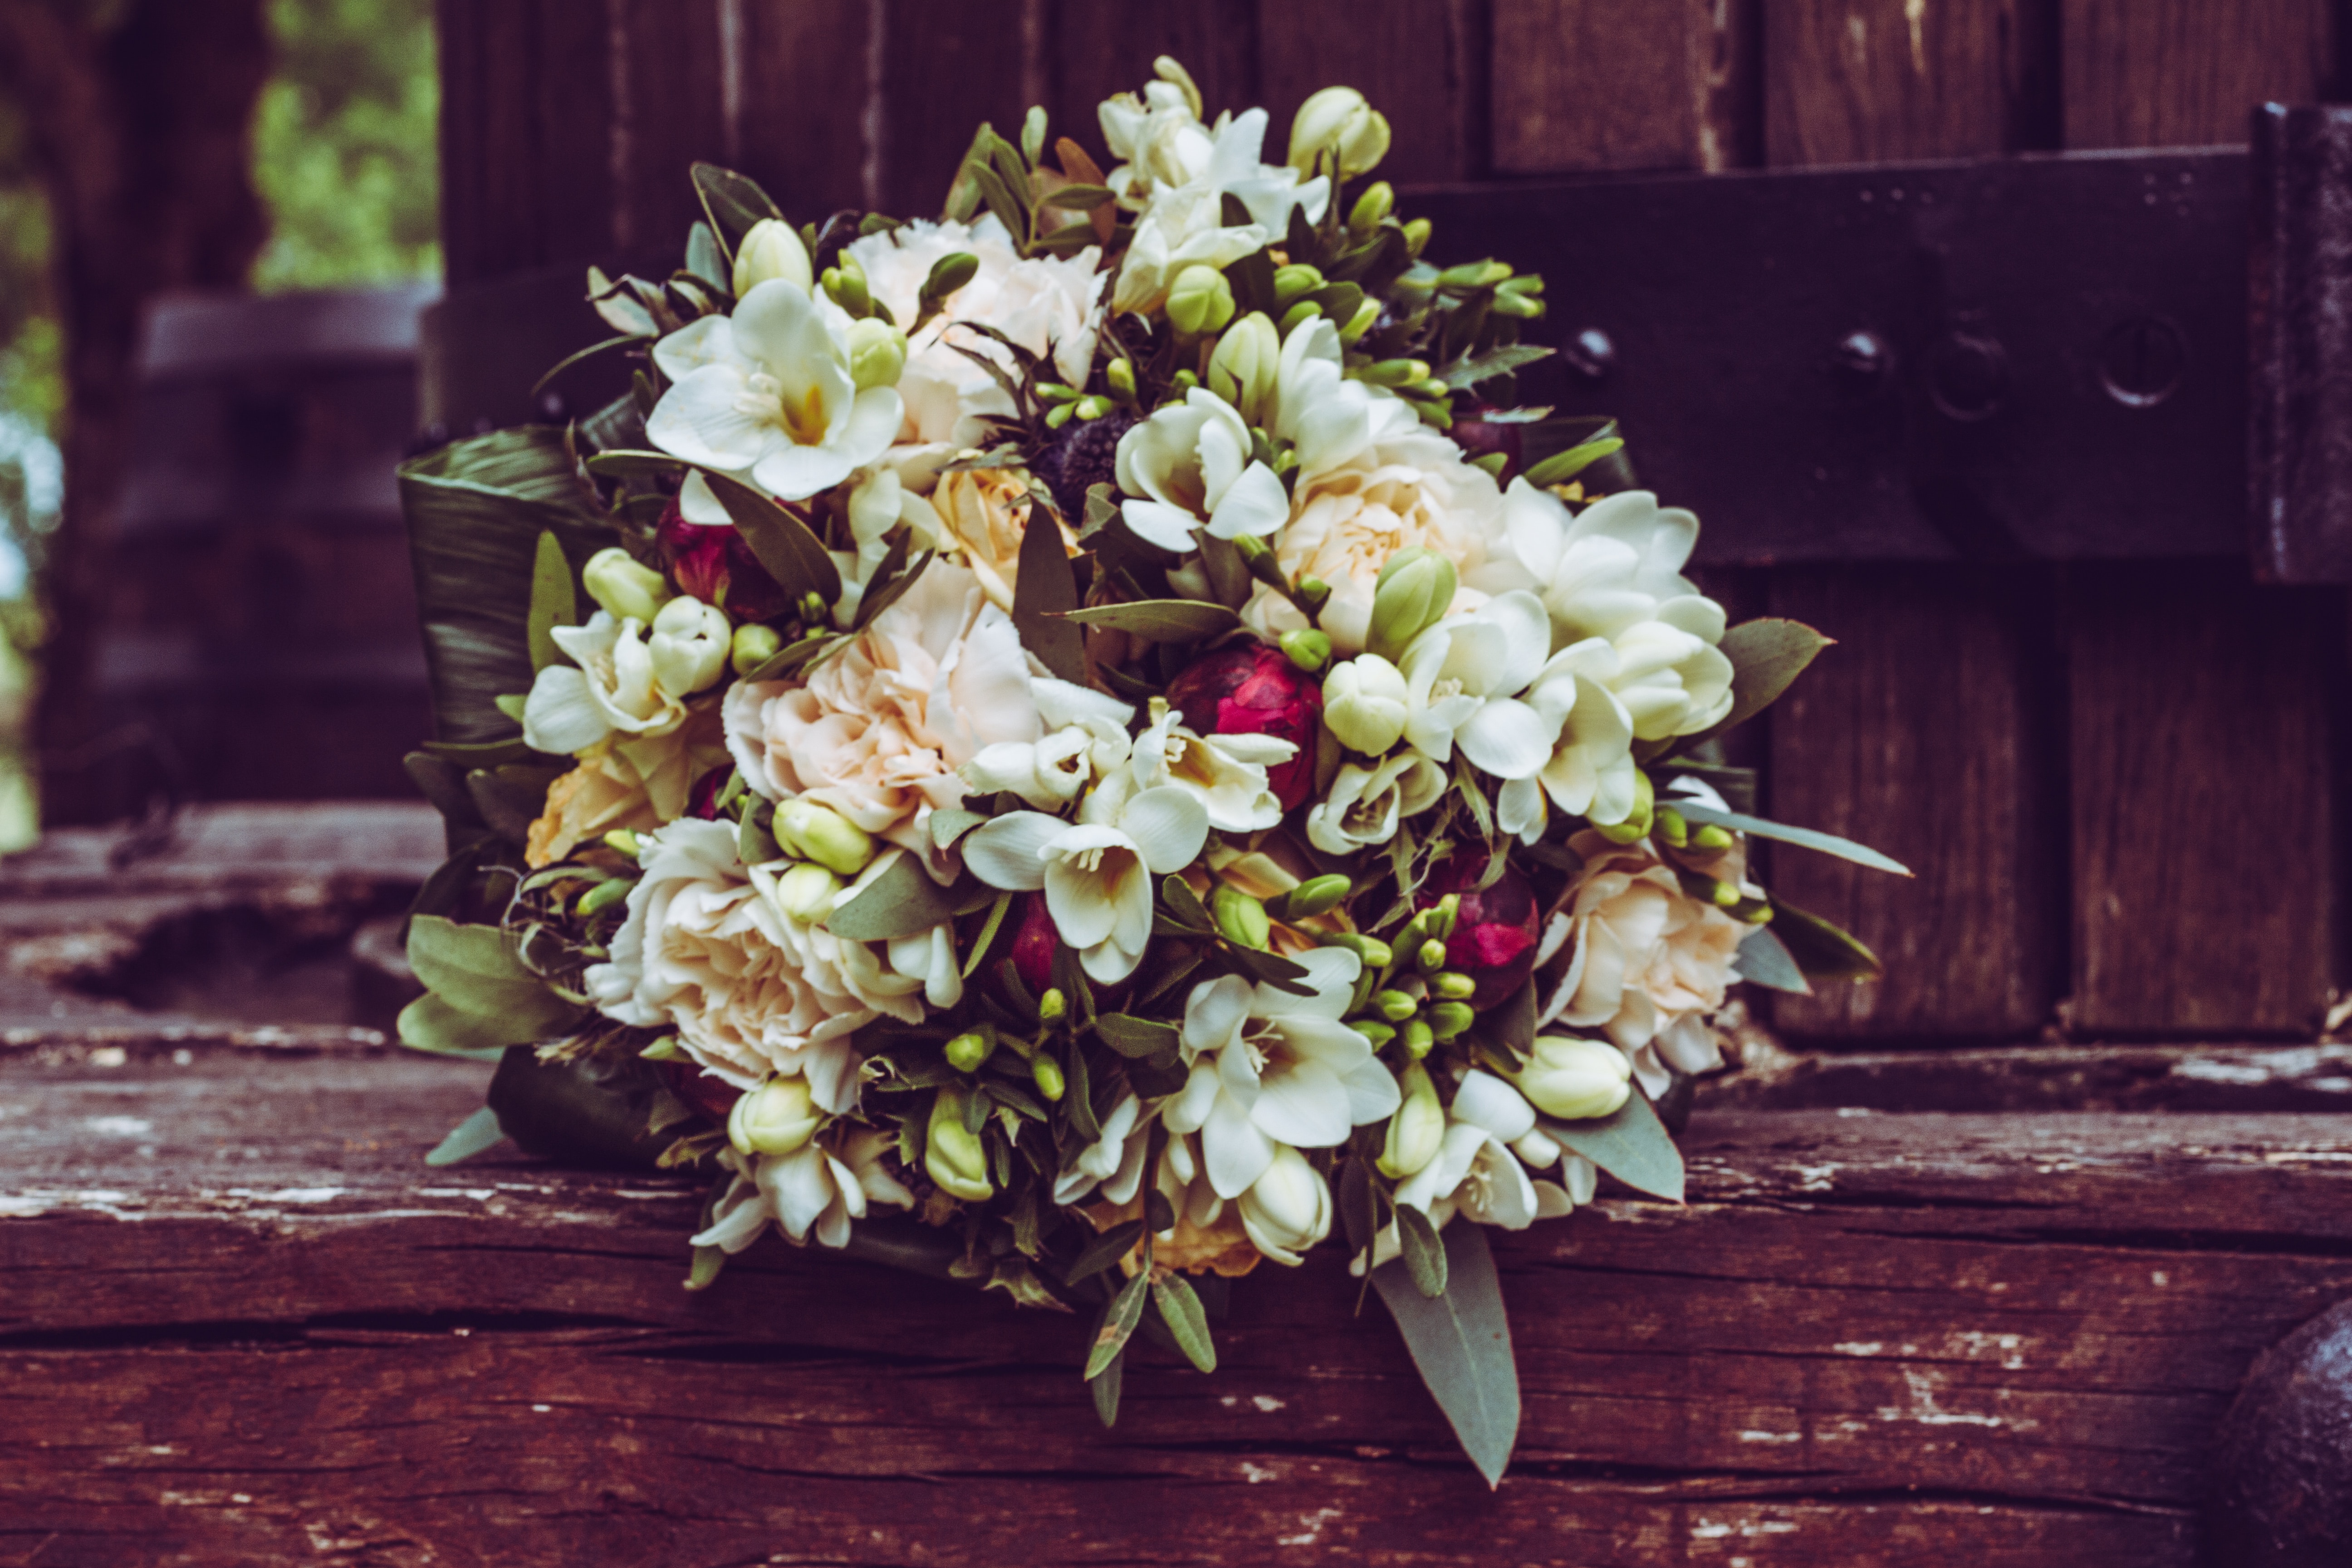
[929,808,988,848]
[424,1105,508,1166]
[1769,900,1885,981]
[396,993,531,1058]
[1371,1221,1519,1489]
[524,530,576,673]
[828,854,963,941]
[1091,1348,1124,1427]
[485,1046,675,1170]
[1013,507,1087,682]
[691,161,784,251]
[1440,342,1553,391]
[1695,618,1835,741]
[1064,1218,1146,1285]
[853,548,935,631]
[740,632,843,684]
[405,915,581,1034]
[1547,1085,1685,1203]
[1060,599,1240,642]
[466,763,564,844]
[1093,1013,1180,1058]
[1087,1270,1152,1380]
[1152,1274,1217,1373]
[1732,925,1812,995]
[837,1216,966,1280]
[684,220,728,292]
[404,752,484,829]
[1041,182,1114,209]
[1668,799,1911,876]
[1160,875,1215,933]
[1396,1204,1449,1298]
[704,471,842,604]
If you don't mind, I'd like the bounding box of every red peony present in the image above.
[1164,642,1323,811]
[1007,891,1057,998]
[1419,854,1541,1012]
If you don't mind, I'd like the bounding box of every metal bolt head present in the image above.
[2098,315,2187,408]
[1833,330,1892,395]
[1562,327,1617,382]
[1926,331,2009,422]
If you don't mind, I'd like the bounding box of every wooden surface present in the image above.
[10,1043,2352,1564]
[1491,0,1758,175]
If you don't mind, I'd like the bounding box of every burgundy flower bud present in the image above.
[1447,403,1523,482]
[660,1060,740,1126]
[1164,642,1324,810]
[1008,891,1057,998]
[1418,854,1541,1011]
[656,500,792,622]
[684,766,731,820]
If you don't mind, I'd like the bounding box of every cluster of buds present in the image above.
[1328,893,1480,1062]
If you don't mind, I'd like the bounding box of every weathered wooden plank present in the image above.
[1259,0,1489,184]
[734,0,871,218]
[869,0,1033,221]
[604,0,728,260]
[1766,567,2057,1038]
[527,0,619,274]
[2058,0,2344,1034]
[1759,2,2057,1042]
[1491,0,1759,175]
[7,1049,2351,1562]
[1046,0,1260,159]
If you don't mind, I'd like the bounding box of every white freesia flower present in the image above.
[960,770,1210,983]
[1392,1070,1568,1229]
[1100,78,1214,203]
[1054,1093,1153,1207]
[691,1131,915,1252]
[1304,749,1446,855]
[961,713,1133,811]
[1110,106,1328,317]
[1499,638,1640,837]
[1397,591,1561,779]
[844,214,1104,446]
[523,608,702,755]
[828,465,946,629]
[1239,1144,1333,1266]
[647,596,731,696]
[1264,317,1410,483]
[646,279,902,501]
[1165,951,1399,1197]
[1132,697,1293,831]
[584,819,875,1109]
[1114,387,1291,553]
[1323,654,1410,755]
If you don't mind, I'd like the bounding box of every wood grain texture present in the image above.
[1759,0,2057,1042]
[2065,566,2340,1034]
[2060,4,2346,1035]
[1766,568,2056,1039]
[1492,0,1759,174]
[1259,0,1489,184]
[735,0,871,218]
[1046,0,1260,166]
[870,0,1032,220]
[15,1051,2352,1563]
[1764,0,2057,165]
[2063,0,2336,150]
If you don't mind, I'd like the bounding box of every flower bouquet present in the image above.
[395,59,1905,1485]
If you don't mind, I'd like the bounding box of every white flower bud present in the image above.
[732,217,812,297]
[1378,1061,1445,1179]
[1288,86,1392,178]
[845,317,908,391]
[1166,265,1236,336]
[926,1086,994,1202]
[776,798,876,877]
[647,596,731,697]
[773,861,843,922]
[1365,548,1457,663]
[727,1074,822,1156]
[1322,655,1409,755]
[582,547,672,625]
[1511,1035,1633,1122]
[1207,312,1280,425]
[1238,1144,1332,1266]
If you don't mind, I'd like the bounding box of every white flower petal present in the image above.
[960,811,1062,890]
[1202,1092,1278,1198]
[1453,1070,1537,1142]
[521,665,611,755]
[647,364,774,470]
[1119,786,1210,874]
[1457,696,1560,781]
[1204,459,1292,539]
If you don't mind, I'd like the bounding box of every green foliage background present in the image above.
[0,0,440,847]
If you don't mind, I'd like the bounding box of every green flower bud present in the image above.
[1294,577,1332,615]
[1402,218,1431,256]
[1272,263,1325,307]
[1416,937,1447,972]
[576,876,633,916]
[1287,85,1392,179]
[1212,884,1272,951]
[1654,805,1688,848]
[1268,873,1351,921]
[1039,986,1067,1024]
[1692,823,1735,852]
[945,1029,995,1073]
[1431,971,1476,1001]
[845,318,907,390]
[1489,287,1544,319]
[732,218,813,297]
[1206,312,1279,424]
[1365,549,1458,662]
[1377,1061,1444,1179]
[1075,395,1114,419]
[1106,358,1137,401]
[1279,628,1333,675]
[1322,653,1408,754]
[1595,769,1656,843]
[921,250,979,302]
[773,861,843,922]
[728,1074,823,1156]
[1372,989,1418,1023]
[925,1087,994,1201]
[1400,1019,1434,1058]
[1351,1019,1397,1048]
[730,622,783,675]
[602,828,642,860]
[582,546,673,624]
[1045,402,1076,429]
[1166,264,1236,336]
[1170,368,1201,393]
[1349,181,1396,233]
[1424,893,1460,940]
[1318,931,1393,968]
[1426,1001,1475,1041]
[823,263,872,318]
[1278,300,1322,338]
[775,799,875,877]
[1338,298,1382,344]
[1031,1055,1066,1102]
[1511,1035,1632,1121]
[1361,358,1431,388]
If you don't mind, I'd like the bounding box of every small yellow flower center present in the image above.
[737,370,831,445]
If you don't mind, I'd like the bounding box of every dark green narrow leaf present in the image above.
[1731,926,1812,995]
[1668,799,1911,876]
[1013,505,1087,682]
[1396,1204,1448,1298]
[1152,1274,1217,1373]
[424,1105,507,1167]
[1768,900,1885,981]
[1160,875,1215,933]
[1091,1348,1124,1427]
[1093,1014,1181,1058]
[531,333,650,402]
[524,530,575,672]
[961,890,1013,979]
[1064,1219,1146,1285]
[704,471,842,604]
[1371,1222,1519,1489]
[1338,1152,1378,1260]
[1060,599,1241,641]
[1547,1085,1685,1202]
[1086,1270,1152,1380]
[691,161,784,250]
[1520,434,1624,486]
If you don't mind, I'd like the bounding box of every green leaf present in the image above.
[395,993,530,1058]
[1732,926,1812,995]
[1064,1219,1146,1285]
[405,915,580,1034]
[691,161,784,251]
[581,448,685,479]
[1396,1204,1448,1298]
[1012,505,1087,682]
[1093,1013,1180,1058]
[1160,875,1215,933]
[1087,1269,1152,1379]
[524,530,575,673]
[962,890,1013,979]
[531,333,651,402]
[929,808,988,848]
[404,752,483,828]
[836,1216,966,1279]
[466,762,564,843]
[1091,1348,1124,1426]
[1152,1274,1217,1372]
[419,737,534,767]
[1042,182,1114,209]
[1667,799,1911,876]
[1439,342,1553,391]
[828,853,963,941]
[1547,1085,1685,1202]
[740,632,843,684]
[685,220,728,292]
[1521,435,1626,487]
[853,549,936,631]
[424,1105,508,1166]
[1701,618,1834,739]
[1059,599,1241,642]
[703,471,842,604]
[1769,900,1884,981]
[398,428,620,744]
[484,1047,675,1170]
[1371,1221,1519,1489]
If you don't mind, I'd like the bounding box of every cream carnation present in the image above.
[1534,829,1749,1096]
[844,214,1104,447]
[723,562,1044,879]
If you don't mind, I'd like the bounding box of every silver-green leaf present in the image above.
[1546,1085,1685,1203]
[1372,1221,1519,1489]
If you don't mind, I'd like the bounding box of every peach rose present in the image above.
[524,705,728,868]
[930,466,1079,613]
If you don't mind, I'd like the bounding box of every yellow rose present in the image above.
[524,703,728,868]
[929,467,1079,613]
